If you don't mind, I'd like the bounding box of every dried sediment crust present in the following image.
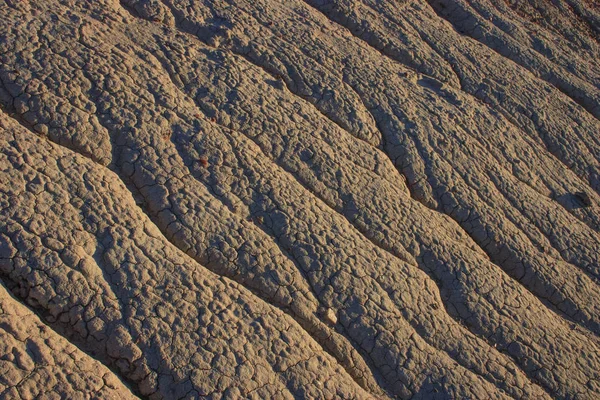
[1,0,600,398]
[0,282,138,400]
[0,113,374,399]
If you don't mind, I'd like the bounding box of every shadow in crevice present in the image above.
[557,191,593,210]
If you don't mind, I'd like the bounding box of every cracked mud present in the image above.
[1,0,599,399]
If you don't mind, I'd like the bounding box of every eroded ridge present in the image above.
[0,112,373,399]
[1,0,599,399]
[0,281,138,400]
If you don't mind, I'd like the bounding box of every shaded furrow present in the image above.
[296,0,600,335]
[428,0,600,120]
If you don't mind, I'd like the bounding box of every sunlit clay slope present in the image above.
[1,0,599,398]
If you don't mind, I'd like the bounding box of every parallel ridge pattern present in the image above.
[0,0,599,398]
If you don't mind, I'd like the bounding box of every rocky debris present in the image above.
[321,307,338,326]
[0,0,599,399]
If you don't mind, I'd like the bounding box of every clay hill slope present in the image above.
[0,0,599,398]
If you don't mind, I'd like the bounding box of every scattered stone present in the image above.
[322,308,337,326]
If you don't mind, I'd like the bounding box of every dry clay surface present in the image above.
[0,0,599,398]
[0,281,138,400]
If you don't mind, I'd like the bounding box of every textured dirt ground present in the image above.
[0,0,599,398]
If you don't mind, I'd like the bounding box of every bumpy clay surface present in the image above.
[0,282,137,399]
[0,0,599,398]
